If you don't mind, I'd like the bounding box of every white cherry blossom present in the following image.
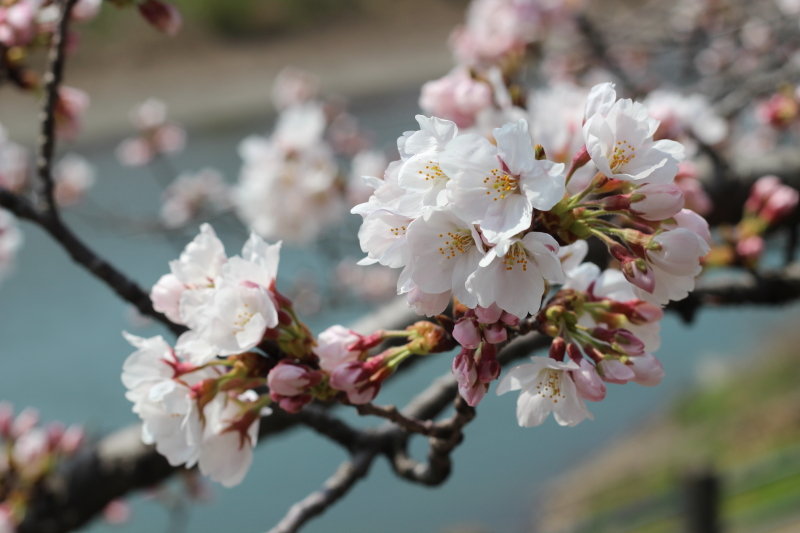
[189,233,282,357]
[496,356,592,427]
[441,118,566,244]
[151,223,226,325]
[397,116,459,208]
[197,393,260,488]
[583,83,685,184]
[0,208,22,284]
[406,208,484,307]
[466,232,564,318]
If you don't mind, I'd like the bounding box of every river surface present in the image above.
[1,87,798,533]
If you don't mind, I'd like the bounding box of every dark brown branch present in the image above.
[355,402,453,438]
[668,264,800,323]
[36,0,78,213]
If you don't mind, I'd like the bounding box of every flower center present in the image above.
[535,369,566,403]
[417,160,447,184]
[502,242,529,271]
[389,225,407,237]
[437,229,474,259]
[609,140,636,171]
[483,167,519,201]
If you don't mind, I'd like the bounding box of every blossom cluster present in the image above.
[352,81,714,427]
[138,224,453,486]
[0,404,84,531]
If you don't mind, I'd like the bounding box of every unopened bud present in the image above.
[138,0,182,36]
[534,144,547,160]
[550,337,566,361]
[483,322,507,344]
[570,145,591,170]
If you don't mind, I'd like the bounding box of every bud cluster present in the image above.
[0,403,85,530]
[706,175,799,268]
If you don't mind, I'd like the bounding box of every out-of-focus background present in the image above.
[2,1,800,532]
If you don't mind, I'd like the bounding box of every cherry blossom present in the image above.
[419,68,493,128]
[150,223,227,327]
[0,125,29,193]
[160,168,231,228]
[397,115,459,210]
[442,118,566,244]
[583,83,686,184]
[271,66,320,111]
[406,208,484,307]
[466,232,564,318]
[53,153,95,207]
[496,356,592,427]
[0,208,22,284]
[116,99,186,167]
[188,233,282,356]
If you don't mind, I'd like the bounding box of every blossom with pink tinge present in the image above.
[53,153,95,207]
[736,235,764,264]
[452,348,486,406]
[312,325,364,372]
[272,66,320,111]
[55,87,89,140]
[117,99,186,167]
[419,68,493,128]
[0,208,23,284]
[629,353,664,386]
[103,500,131,525]
[0,0,39,47]
[761,186,799,225]
[268,361,322,413]
[598,359,635,384]
[160,168,231,228]
[0,125,29,194]
[72,0,102,22]
[675,162,712,216]
[497,356,592,427]
[756,92,799,128]
[570,359,606,402]
[329,361,379,405]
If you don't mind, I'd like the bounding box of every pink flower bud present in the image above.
[675,174,712,216]
[483,322,507,344]
[138,0,182,36]
[60,425,85,455]
[745,175,782,213]
[621,258,656,294]
[571,145,591,171]
[499,311,519,326]
[453,317,482,349]
[46,422,65,452]
[630,301,664,324]
[736,235,764,262]
[272,393,313,414]
[475,304,503,324]
[566,342,584,364]
[761,185,799,224]
[570,359,607,402]
[452,348,486,406]
[267,361,321,397]
[599,359,635,384]
[12,407,39,439]
[0,402,13,439]
[329,361,370,393]
[630,353,664,386]
[419,68,492,128]
[551,337,567,362]
[477,358,501,384]
[103,499,132,525]
[313,325,363,372]
[629,184,685,221]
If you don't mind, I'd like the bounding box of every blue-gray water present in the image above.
[1,87,799,533]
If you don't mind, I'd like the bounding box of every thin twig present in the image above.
[264,450,377,533]
[37,0,79,213]
[355,403,451,438]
